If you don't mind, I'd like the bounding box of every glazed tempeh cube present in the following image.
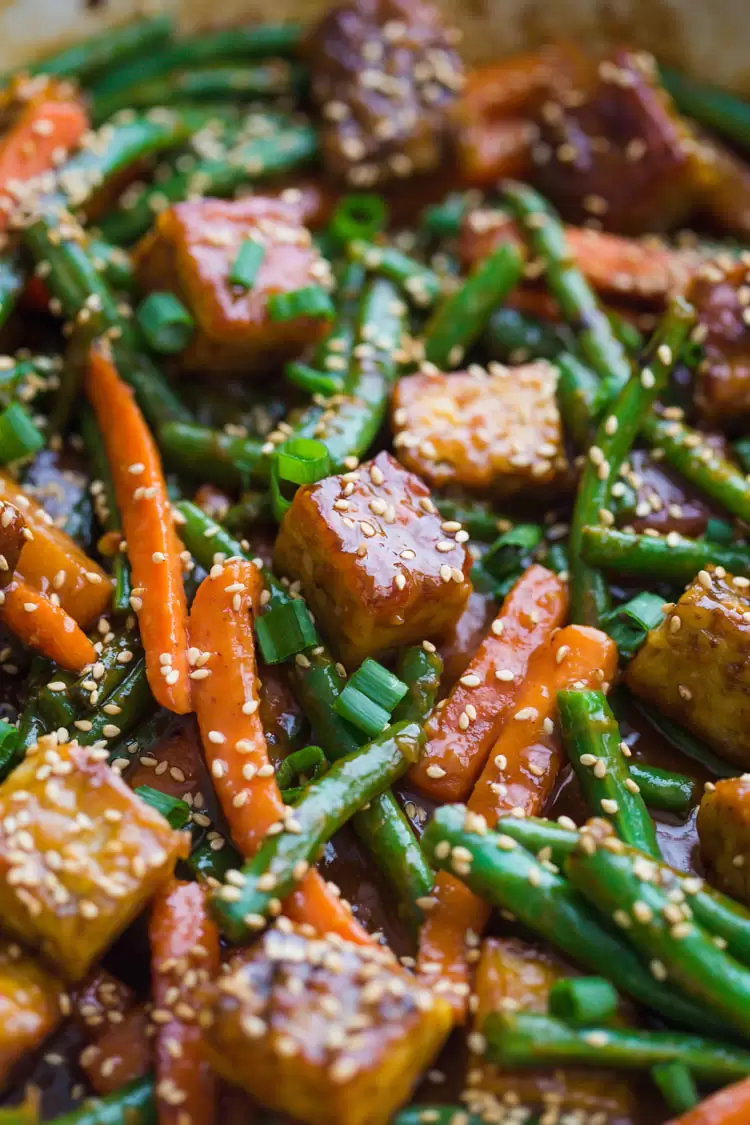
[274,450,473,665]
[0,739,187,980]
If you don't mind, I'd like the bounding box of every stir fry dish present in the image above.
[5,6,750,1124]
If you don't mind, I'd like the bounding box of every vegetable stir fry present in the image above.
[4,6,750,1124]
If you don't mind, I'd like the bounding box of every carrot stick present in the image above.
[85,340,191,713]
[665,1078,750,1125]
[0,76,88,232]
[409,565,568,802]
[460,212,701,305]
[149,879,220,1125]
[456,117,535,187]
[188,557,371,945]
[0,473,111,629]
[1,578,96,671]
[417,624,618,1019]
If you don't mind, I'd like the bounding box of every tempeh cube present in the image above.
[689,257,750,426]
[274,451,472,666]
[0,739,187,980]
[392,364,567,495]
[134,196,333,373]
[0,938,66,1085]
[204,923,452,1125]
[626,566,750,768]
[698,777,750,906]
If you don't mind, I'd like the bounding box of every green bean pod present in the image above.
[581,524,750,584]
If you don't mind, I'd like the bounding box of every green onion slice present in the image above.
[601,591,665,661]
[549,976,619,1026]
[136,291,195,354]
[267,286,335,323]
[330,194,389,244]
[334,658,408,736]
[334,684,391,737]
[229,239,265,289]
[271,437,331,521]
[255,597,318,664]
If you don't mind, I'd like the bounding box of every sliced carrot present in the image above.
[0,472,111,629]
[149,879,220,1125]
[409,565,568,802]
[417,624,618,1019]
[456,117,535,188]
[459,211,701,305]
[665,1078,750,1125]
[188,557,372,945]
[85,340,191,713]
[1,578,96,671]
[0,76,88,232]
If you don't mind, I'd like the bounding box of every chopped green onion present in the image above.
[549,977,619,1026]
[334,684,391,737]
[334,658,408,736]
[271,437,330,521]
[600,591,665,661]
[0,719,21,779]
[705,517,735,544]
[229,239,265,289]
[285,361,343,396]
[541,542,569,575]
[255,598,318,664]
[267,286,335,323]
[349,658,408,712]
[483,524,543,581]
[277,438,331,485]
[330,194,389,244]
[136,292,195,354]
[651,1061,699,1114]
[0,402,45,463]
[276,744,328,792]
[135,785,191,830]
[422,193,467,238]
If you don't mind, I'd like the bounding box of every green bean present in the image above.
[15,657,53,758]
[502,181,631,398]
[29,17,172,82]
[48,1076,155,1125]
[39,658,153,749]
[90,23,303,103]
[651,1061,699,1114]
[424,243,523,368]
[392,645,442,726]
[92,62,307,124]
[80,407,132,614]
[186,834,241,887]
[291,645,437,931]
[568,296,695,625]
[628,762,700,815]
[558,690,661,857]
[556,352,601,450]
[642,414,750,522]
[90,238,135,295]
[348,240,443,307]
[211,720,422,939]
[422,805,725,1035]
[56,107,228,210]
[290,277,406,470]
[548,976,619,1025]
[224,491,273,532]
[483,1010,750,1083]
[581,524,750,584]
[98,120,318,244]
[566,836,750,1039]
[661,68,750,153]
[160,423,266,489]
[393,1111,485,1125]
[70,629,142,712]
[483,305,570,363]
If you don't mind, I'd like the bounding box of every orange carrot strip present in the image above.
[409,565,568,802]
[0,472,111,629]
[188,558,371,945]
[0,77,88,232]
[1,578,96,671]
[417,624,618,1019]
[149,879,220,1125]
[459,212,701,305]
[665,1078,750,1125]
[85,341,191,713]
